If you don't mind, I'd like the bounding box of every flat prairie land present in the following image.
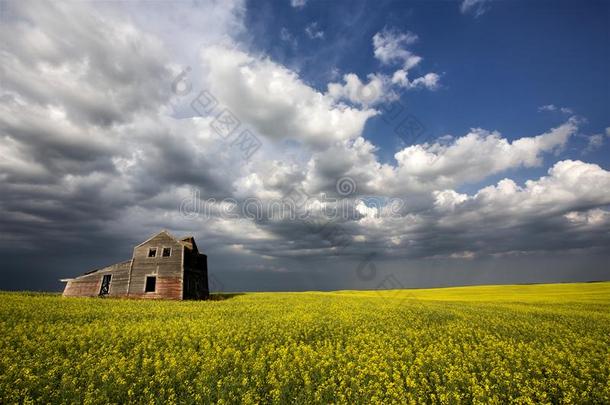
[1,282,609,404]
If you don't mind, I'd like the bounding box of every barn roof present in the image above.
[83,260,132,275]
[60,259,132,282]
[134,230,202,253]
[134,230,178,248]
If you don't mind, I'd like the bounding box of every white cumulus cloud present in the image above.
[201,45,376,147]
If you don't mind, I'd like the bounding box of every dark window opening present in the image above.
[148,248,157,257]
[162,247,172,257]
[145,276,156,292]
[99,274,111,296]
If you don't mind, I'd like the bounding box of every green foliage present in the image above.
[1,283,609,404]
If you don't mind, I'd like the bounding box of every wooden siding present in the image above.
[127,276,183,300]
[108,261,131,296]
[62,279,100,297]
[62,260,131,298]
[127,232,184,299]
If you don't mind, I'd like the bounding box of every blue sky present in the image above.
[246,0,609,171]
[1,0,609,291]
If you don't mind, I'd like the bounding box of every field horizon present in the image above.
[4,279,610,296]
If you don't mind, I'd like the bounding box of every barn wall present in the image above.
[127,233,184,299]
[62,278,101,297]
[62,260,132,298]
[107,261,131,297]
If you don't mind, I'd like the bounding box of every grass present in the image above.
[1,282,609,404]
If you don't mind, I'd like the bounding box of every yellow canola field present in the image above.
[1,282,609,404]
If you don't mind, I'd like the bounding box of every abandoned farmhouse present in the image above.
[61,231,209,299]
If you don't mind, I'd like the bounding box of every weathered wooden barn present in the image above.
[61,230,209,299]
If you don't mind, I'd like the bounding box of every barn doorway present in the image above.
[99,274,111,296]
